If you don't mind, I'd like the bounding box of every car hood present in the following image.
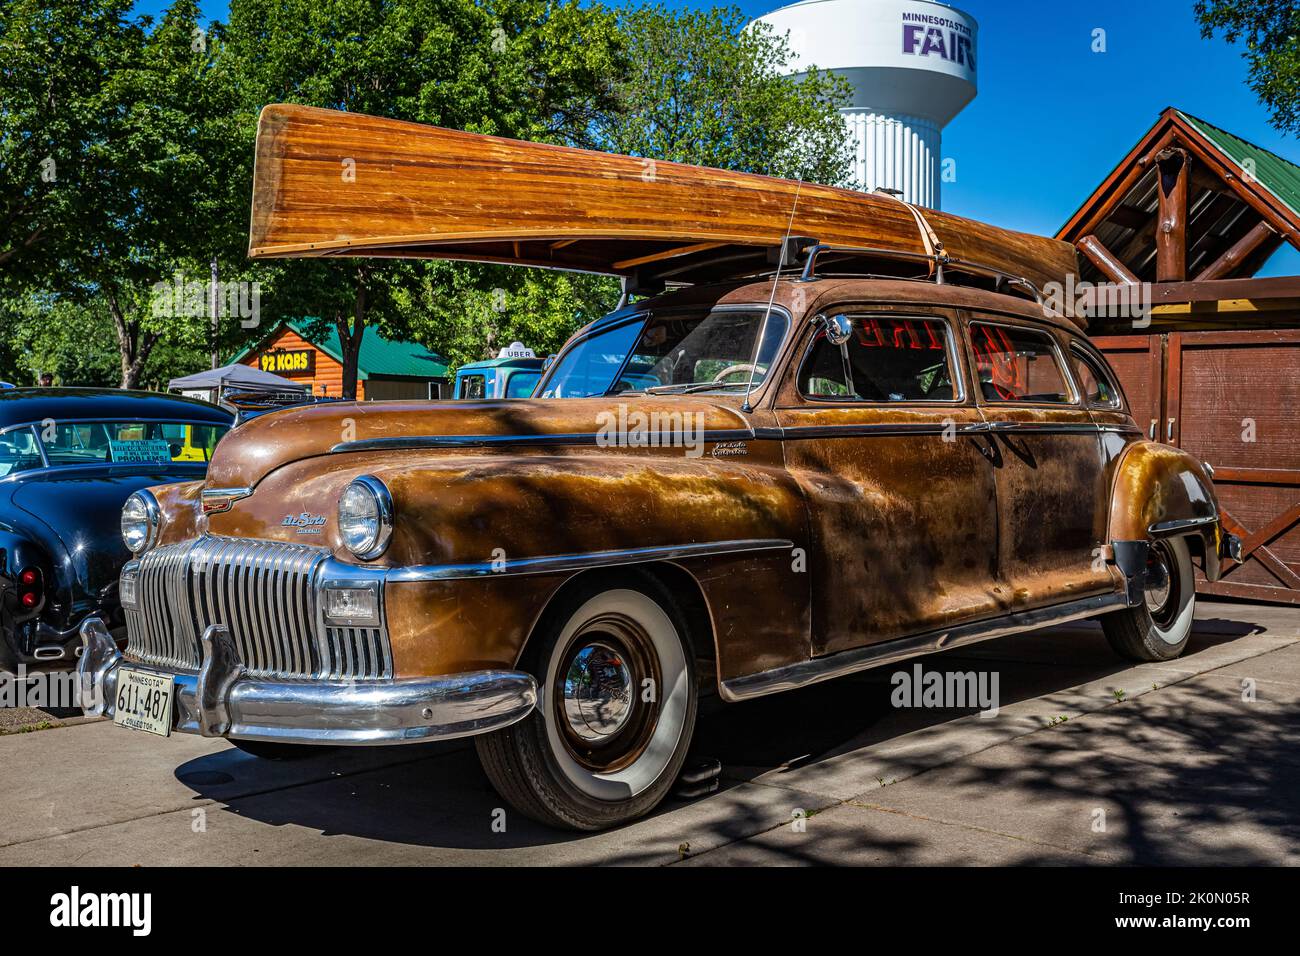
[204,396,754,489]
[11,465,207,605]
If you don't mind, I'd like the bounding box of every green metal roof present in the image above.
[1178,110,1300,220]
[230,319,448,380]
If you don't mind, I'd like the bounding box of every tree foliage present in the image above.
[1,0,855,389]
[596,6,853,185]
[0,0,249,388]
[1195,0,1300,135]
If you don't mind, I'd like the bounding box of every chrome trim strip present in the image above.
[386,538,795,582]
[79,617,537,746]
[330,428,761,453]
[331,421,1140,453]
[1149,515,1218,535]
[720,591,1128,702]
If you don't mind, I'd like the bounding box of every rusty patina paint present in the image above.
[138,275,1230,690]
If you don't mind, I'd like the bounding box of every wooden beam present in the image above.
[1212,467,1300,486]
[1150,297,1300,316]
[1078,234,1140,284]
[1155,147,1190,281]
[611,242,725,271]
[1193,220,1277,281]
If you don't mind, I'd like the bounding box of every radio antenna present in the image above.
[742,179,802,414]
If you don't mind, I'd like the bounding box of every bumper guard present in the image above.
[77,617,537,745]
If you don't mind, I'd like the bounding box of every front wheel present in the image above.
[1102,536,1196,662]
[475,579,697,831]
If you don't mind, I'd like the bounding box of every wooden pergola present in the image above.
[1059,107,1300,604]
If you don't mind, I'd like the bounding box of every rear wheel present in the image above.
[1102,536,1196,662]
[475,578,697,831]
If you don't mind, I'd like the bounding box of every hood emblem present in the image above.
[282,513,327,535]
[201,487,252,515]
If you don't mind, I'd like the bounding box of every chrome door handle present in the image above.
[1167,418,1175,442]
[958,422,991,433]
[1148,419,1157,440]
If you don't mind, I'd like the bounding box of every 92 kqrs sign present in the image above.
[259,348,315,375]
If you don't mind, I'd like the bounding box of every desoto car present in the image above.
[0,389,231,671]
[79,274,1242,829]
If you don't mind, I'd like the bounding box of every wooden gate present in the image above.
[1096,330,1300,604]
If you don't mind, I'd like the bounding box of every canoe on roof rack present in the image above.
[249,104,1079,293]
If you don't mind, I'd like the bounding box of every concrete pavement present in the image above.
[1,601,1297,866]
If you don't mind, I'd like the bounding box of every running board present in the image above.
[720,591,1127,702]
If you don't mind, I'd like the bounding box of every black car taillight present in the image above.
[17,567,42,610]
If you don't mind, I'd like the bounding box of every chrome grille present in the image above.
[123,537,392,681]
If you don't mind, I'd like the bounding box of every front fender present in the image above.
[1107,440,1230,589]
[215,448,808,682]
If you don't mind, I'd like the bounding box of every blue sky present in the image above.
[139,0,1300,275]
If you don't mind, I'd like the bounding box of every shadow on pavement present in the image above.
[171,610,1295,860]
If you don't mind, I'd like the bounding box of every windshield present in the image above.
[540,307,789,398]
[0,421,230,477]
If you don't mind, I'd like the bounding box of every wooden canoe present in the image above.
[249,104,1079,291]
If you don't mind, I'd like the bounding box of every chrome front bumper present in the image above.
[77,617,537,745]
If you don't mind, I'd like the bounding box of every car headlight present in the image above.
[121,490,160,554]
[338,475,392,560]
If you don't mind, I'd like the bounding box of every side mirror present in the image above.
[814,313,853,346]
[542,354,557,372]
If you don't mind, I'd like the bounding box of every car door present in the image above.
[963,314,1116,610]
[773,305,1002,657]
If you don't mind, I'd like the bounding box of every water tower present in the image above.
[753,0,978,209]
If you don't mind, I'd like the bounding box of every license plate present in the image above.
[113,669,174,737]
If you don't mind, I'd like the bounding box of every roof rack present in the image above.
[793,242,1044,303]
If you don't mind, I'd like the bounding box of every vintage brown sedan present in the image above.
[79,272,1242,829]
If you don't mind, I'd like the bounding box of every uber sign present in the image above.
[259,348,315,375]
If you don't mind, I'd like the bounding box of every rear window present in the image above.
[1070,346,1123,409]
[799,315,958,403]
[969,323,1074,404]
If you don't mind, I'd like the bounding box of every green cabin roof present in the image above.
[230,319,448,380]
[1177,110,1300,220]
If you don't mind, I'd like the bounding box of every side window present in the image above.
[458,374,487,399]
[968,323,1074,404]
[0,427,43,478]
[799,315,958,403]
[1070,346,1123,410]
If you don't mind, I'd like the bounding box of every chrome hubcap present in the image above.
[1144,544,1173,616]
[562,642,634,742]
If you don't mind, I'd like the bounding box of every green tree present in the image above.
[0,0,138,288]
[0,0,251,388]
[597,6,853,184]
[1196,0,1300,135]
[222,0,625,398]
[399,263,617,373]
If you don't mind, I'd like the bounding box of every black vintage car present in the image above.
[0,389,232,670]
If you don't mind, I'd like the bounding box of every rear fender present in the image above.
[1107,441,1230,603]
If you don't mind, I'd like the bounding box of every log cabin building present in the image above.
[1061,107,1300,604]
[231,318,450,401]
